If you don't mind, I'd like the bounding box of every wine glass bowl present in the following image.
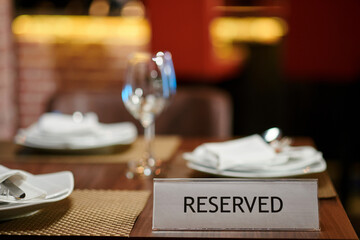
[122,51,176,178]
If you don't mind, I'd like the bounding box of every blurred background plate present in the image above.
[14,122,137,152]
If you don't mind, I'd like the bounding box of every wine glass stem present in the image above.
[144,122,155,165]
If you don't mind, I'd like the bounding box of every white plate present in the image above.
[184,150,324,172]
[14,122,137,151]
[186,157,327,178]
[0,171,74,221]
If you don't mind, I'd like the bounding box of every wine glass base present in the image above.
[126,158,162,179]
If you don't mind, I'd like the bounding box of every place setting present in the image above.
[0,165,74,221]
[183,127,327,178]
[10,51,180,169]
[14,111,138,153]
[0,163,150,237]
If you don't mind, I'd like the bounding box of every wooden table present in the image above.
[0,137,358,239]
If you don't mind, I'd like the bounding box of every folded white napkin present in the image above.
[183,134,324,172]
[15,112,138,149]
[0,165,47,203]
[38,112,99,136]
[184,135,284,170]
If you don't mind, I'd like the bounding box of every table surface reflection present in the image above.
[0,137,358,239]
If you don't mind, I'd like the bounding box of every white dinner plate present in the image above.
[184,150,324,172]
[14,122,137,151]
[0,171,74,221]
[186,157,327,178]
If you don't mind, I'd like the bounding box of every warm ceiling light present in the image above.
[210,17,287,44]
[12,15,151,45]
[89,0,110,16]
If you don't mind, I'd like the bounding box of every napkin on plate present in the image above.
[183,134,324,172]
[15,112,138,149]
[38,112,99,136]
[0,165,46,203]
[0,165,73,203]
[184,134,286,170]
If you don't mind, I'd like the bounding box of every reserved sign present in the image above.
[153,178,319,231]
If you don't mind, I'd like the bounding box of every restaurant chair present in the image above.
[48,86,233,138]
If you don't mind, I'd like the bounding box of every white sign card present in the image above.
[153,178,319,231]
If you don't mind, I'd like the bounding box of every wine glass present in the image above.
[122,51,176,178]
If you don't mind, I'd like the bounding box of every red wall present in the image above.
[284,0,360,81]
[146,0,360,82]
[146,0,240,82]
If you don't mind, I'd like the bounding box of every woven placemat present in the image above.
[6,136,181,164]
[0,189,150,236]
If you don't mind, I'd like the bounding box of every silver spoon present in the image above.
[262,127,292,151]
[262,127,282,143]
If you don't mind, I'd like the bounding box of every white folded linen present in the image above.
[22,122,136,147]
[14,112,138,149]
[0,165,46,202]
[38,112,99,136]
[183,134,324,172]
[184,135,281,170]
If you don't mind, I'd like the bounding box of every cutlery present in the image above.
[0,179,26,199]
[262,127,282,143]
[262,127,292,151]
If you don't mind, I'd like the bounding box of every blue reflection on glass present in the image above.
[155,51,176,99]
[122,84,132,101]
[165,52,177,95]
